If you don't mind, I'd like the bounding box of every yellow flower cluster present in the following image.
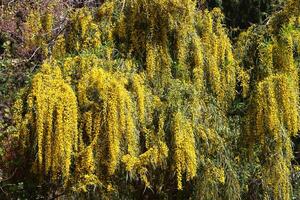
[262,155,292,200]
[198,9,237,104]
[24,11,42,49]
[259,42,274,76]
[245,20,300,199]
[255,77,280,141]
[254,25,299,140]
[62,54,100,84]
[24,10,54,57]
[277,76,299,136]
[121,141,168,187]
[237,67,250,98]
[172,112,197,190]
[78,68,140,175]
[255,74,298,144]
[16,62,78,184]
[175,23,190,80]
[66,8,101,53]
[132,74,146,125]
[74,146,99,192]
[115,4,236,109]
[210,167,225,184]
[192,36,204,92]
[52,35,66,59]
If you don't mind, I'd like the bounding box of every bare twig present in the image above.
[121,0,126,11]
[49,191,66,200]
[0,168,17,183]
[0,185,8,197]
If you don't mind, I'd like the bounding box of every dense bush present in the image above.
[1,0,300,199]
